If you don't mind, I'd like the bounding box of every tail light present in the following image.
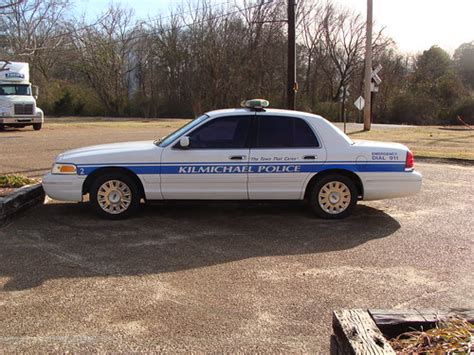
[405,150,414,170]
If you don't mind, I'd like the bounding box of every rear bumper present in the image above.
[42,173,85,202]
[359,170,422,201]
[0,116,43,125]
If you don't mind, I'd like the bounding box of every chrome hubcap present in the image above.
[318,181,351,214]
[97,180,132,214]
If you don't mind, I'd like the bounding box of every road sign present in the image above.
[371,65,382,90]
[372,73,382,85]
[354,96,365,110]
[373,64,382,75]
[339,85,350,102]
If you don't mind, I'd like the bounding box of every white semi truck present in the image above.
[0,61,44,131]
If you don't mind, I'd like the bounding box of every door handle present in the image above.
[303,155,317,160]
[229,155,246,160]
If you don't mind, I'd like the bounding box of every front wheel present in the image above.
[309,174,357,219]
[33,123,42,130]
[90,173,141,219]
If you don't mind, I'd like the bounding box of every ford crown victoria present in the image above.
[42,99,422,219]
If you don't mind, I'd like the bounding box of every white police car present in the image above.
[42,99,422,219]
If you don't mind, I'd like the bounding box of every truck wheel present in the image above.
[90,173,141,220]
[309,174,357,219]
[33,123,42,131]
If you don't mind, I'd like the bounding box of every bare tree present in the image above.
[68,5,137,116]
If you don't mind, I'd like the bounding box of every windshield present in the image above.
[157,114,209,147]
[0,84,31,96]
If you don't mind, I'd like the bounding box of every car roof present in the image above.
[206,107,325,121]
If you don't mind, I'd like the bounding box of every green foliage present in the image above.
[312,101,340,121]
[451,98,474,124]
[386,93,440,125]
[413,46,451,85]
[0,175,37,188]
[454,41,474,90]
[37,80,106,117]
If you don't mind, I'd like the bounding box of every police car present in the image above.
[42,99,422,219]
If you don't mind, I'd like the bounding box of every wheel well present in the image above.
[82,167,146,199]
[304,169,364,199]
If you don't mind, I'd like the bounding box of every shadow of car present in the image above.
[0,201,400,290]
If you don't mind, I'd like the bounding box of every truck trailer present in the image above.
[0,61,44,131]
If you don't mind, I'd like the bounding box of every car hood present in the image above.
[56,141,160,164]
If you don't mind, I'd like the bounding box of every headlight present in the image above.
[52,163,77,175]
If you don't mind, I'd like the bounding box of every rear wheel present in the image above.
[90,173,141,219]
[309,174,357,219]
[33,123,42,130]
[0,124,4,131]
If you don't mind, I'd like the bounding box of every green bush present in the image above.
[387,93,441,125]
[450,98,474,125]
[0,175,37,188]
[312,101,340,121]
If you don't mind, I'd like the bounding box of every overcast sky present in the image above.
[74,0,474,54]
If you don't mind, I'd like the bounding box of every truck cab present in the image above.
[0,61,44,131]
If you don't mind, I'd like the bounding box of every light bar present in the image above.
[241,99,270,109]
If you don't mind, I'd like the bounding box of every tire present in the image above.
[309,174,357,219]
[90,172,141,220]
[33,123,42,131]
[0,124,4,131]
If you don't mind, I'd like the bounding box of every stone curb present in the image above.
[0,183,45,226]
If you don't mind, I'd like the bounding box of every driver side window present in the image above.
[186,116,251,149]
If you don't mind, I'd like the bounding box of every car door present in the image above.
[248,114,327,199]
[160,114,252,199]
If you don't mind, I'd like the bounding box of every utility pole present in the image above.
[287,0,296,110]
[363,0,373,130]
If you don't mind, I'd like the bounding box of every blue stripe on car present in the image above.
[76,162,406,175]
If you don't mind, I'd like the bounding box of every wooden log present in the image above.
[369,309,474,339]
[332,309,395,355]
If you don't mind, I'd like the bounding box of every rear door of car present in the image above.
[160,114,253,199]
[248,113,326,199]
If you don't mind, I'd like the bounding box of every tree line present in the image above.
[0,0,473,124]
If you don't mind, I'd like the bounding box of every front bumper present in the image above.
[359,170,422,201]
[0,116,43,125]
[42,173,85,202]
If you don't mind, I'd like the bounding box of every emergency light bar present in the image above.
[241,99,270,109]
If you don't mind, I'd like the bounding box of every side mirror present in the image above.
[179,136,190,149]
[32,85,39,99]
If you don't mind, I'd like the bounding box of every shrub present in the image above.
[0,175,37,188]
[450,98,474,125]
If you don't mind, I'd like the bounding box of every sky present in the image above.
[74,0,474,54]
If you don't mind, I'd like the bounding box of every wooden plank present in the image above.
[369,309,474,339]
[332,309,395,355]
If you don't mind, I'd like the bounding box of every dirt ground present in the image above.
[0,118,472,178]
[0,119,473,352]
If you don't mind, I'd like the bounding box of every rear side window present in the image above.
[256,116,319,148]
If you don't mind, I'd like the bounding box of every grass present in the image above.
[389,318,473,353]
[0,175,38,188]
[348,126,474,161]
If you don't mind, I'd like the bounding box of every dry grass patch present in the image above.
[349,126,474,160]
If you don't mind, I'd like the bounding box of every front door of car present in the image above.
[160,114,253,199]
[248,114,326,199]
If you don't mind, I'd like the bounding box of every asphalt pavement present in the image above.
[0,119,472,352]
[0,161,472,352]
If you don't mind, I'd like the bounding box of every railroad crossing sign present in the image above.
[371,64,382,91]
[339,85,350,102]
[354,96,365,111]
